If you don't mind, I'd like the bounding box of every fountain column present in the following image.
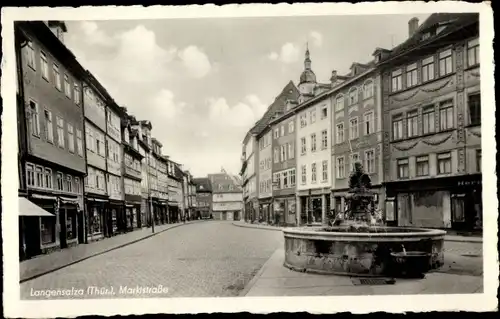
[321,194,327,225]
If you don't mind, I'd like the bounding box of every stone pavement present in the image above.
[241,249,483,297]
[232,221,483,243]
[20,220,204,283]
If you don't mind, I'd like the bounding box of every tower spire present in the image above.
[304,42,311,70]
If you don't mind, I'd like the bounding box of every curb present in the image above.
[20,220,206,284]
[231,222,483,243]
[238,248,280,297]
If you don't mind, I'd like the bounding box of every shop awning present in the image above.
[19,197,54,217]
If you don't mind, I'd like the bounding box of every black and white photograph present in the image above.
[1,2,497,317]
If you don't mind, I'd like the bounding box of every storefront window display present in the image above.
[41,216,56,244]
[132,208,138,228]
[112,208,118,232]
[126,208,132,228]
[66,209,77,240]
[91,207,102,234]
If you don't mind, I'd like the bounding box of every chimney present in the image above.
[330,70,338,85]
[408,17,419,37]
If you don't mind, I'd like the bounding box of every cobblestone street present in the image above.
[21,221,283,299]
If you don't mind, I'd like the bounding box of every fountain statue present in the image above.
[283,162,446,278]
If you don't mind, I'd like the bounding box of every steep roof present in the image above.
[193,178,212,193]
[252,81,299,137]
[208,173,243,194]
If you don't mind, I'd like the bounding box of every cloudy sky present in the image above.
[64,14,430,177]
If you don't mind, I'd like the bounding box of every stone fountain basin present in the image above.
[283,226,446,277]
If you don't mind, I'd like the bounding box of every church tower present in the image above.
[297,43,317,103]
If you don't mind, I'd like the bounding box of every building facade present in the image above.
[240,131,258,222]
[256,129,273,222]
[193,177,213,219]
[379,13,481,230]
[210,170,243,220]
[17,21,87,259]
[132,120,152,227]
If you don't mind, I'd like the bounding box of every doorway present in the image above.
[59,208,68,249]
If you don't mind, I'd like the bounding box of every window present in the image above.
[364,112,374,135]
[407,110,418,138]
[290,169,296,186]
[274,147,279,163]
[437,152,452,174]
[35,166,44,188]
[288,121,294,133]
[336,123,344,144]
[416,155,429,176]
[322,160,328,182]
[310,109,316,123]
[301,165,307,184]
[406,63,418,87]
[64,124,74,154]
[288,143,295,159]
[76,129,83,156]
[311,163,317,183]
[365,150,375,174]
[73,83,81,105]
[26,40,36,69]
[280,144,286,162]
[363,80,374,99]
[274,173,281,190]
[391,69,402,92]
[300,114,307,128]
[281,125,285,136]
[467,38,479,67]
[74,177,80,194]
[336,157,345,179]
[392,114,403,140]
[439,100,454,131]
[64,74,71,98]
[41,218,56,244]
[274,128,279,139]
[56,172,64,191]
[26,164,35,187]
[476,149,481,172]
[29,100,40,137]
[44,110,53,143]
[335,95,344,111]
[311,133,317,152]
[468,93,481,126]
[321,106,328,119]
[44,168,52,189]
[350,153,359,171]
[321,130,328,149]
[300,137,306,155]
[439,49,453,76]
[348,87,358,105]
[422,106,435,134]
[56,116,65,148]
[66,175,73,193]
[422,56,435,82]
[283,171,288,188]
[397,159,409,179]
[53,64,61,91]
[349,117,359,140]
[40,51,49,80]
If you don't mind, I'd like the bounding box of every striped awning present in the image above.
[19,197,54,217]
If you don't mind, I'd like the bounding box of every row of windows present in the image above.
[29,100,84,156]
[299,105,328,128]
[274,120,295,138]
[273,168,296,190]
[274,143,295,163]
[335,150,375,179]
[300,161,329,184]
[259,179,272,194]
[300,130,329,155]
[85,167,106,191]
[334,80,374,112]
[258,132,272,150]
[391,39,479,93]
[124,178,141,196]
[335,111,375,144]
[259,157,272,171]
[26,163,81,194]
[26,40,81,106]
[124,154,141,172]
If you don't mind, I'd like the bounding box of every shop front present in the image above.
[168,203,179,223]
[125,194,142,230]
[273,196,297,226]
[86,195,108,242]
[108,200,125,236]
[258,198,272,224]
[384,174,482,231]
[297,188,330,226]
[58,195,82,249]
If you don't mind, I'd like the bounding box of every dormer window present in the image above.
[421,32,431,41]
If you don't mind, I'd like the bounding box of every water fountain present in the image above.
[283,163,445,277]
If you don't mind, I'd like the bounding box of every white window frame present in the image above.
[53,63,61,91]
[321,130,328,149]
[274,128,279,139]
[56,172,64,191]
[56,116,65,148]
[336,122,344,144]
[363,80,374,99]
[406,63,418,87]
[439,100,454,131]
[322,160,328,182]
[364,149,375,174]
[350,152,360,172]
[311,133,317,152]
[349,117,359,140]
[416,155,430,176]
[407,110,419,138]
[44,168,53,189]
[67,123,75,153]
[467,38,479,67]
[301,165,307,184]
[300,137,306,155]
[288,121,294,133]
[439,48,453,76]
[40,51,49,80]
[421,56,435,82]
[26,163,35,187]
[29,99,40,137]
[363,111,374,135]
[310,109,316,124]
[397,158,409,179]
[336,156,345,179]
[26,40,36,70]
[422,106,436,134]
[335,95,344,112]
[311,162,317,183]
[64,74,71,98]
[76,129,83,156]
[348,87,358,105]
[437,152,452,175]
[281,125,285,137]
[392,114,404,140]
[321,105,328,120]
[288,143,294,159]
[391,69,402,92]
[44,109,53,143]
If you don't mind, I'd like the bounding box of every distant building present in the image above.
[194,177,213,219]
[209,169,243,221]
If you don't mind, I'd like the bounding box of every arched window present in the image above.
[363,80,374,99]
[335,94,344,112]
[348,87,358,105]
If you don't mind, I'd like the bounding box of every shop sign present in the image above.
[457,180,482,187]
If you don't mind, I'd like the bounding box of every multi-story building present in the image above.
[209,170,243,220]
[378,13,481,231]
[121,111,144,230]
[183,171,197,219]
[16,21,87,259]
[270,98,299,226]
[240,130,258,222]
[193,177,213,219]
[83,72,111,241]
[256,128,273,222]
[156,154,169,224]
[132,120,152,227]
[150,138,167,224]
[330,62,385,214]
[295,48,333,225]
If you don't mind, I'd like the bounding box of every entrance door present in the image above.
[227,212,234,221]
[397,193,412,227]
[59,208,68,249]
[77,210,84,244]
